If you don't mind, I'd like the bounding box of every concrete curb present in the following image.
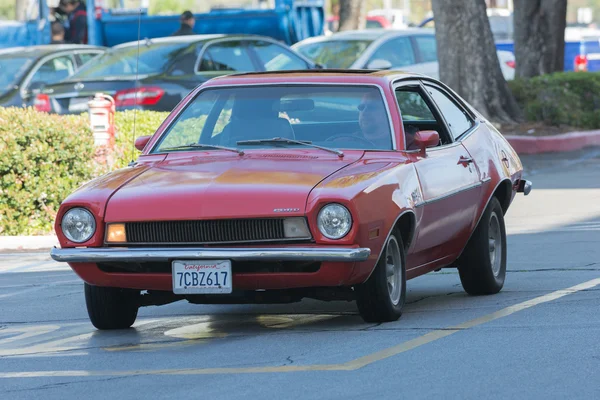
[505,130,600,154]
[0,236,59,251]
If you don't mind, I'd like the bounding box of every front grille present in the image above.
[124,218,296,244]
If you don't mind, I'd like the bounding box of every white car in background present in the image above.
[293,28,515,81]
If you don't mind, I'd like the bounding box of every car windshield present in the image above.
[70,42,191,79]
[0,55,33,93]
[152,85,393,153]
[294,40,373,68]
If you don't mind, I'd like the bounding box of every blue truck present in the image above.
[0,0,325,48]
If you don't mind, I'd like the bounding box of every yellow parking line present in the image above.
[1,277,599,378]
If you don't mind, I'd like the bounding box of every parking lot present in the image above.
[1,148,599,399]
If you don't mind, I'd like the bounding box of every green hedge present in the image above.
[509,71,600,129]
[0,108,95,235]
[0,108,168,235]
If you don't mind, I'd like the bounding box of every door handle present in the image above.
[458,156,473,166]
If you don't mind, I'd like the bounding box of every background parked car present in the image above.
[292,28,516,81]
[0,44,106,109]
[36,34,320,114]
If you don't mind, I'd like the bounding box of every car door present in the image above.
[245,39,314,71]
[22,54,77,104]
[196,39,259,80]
[393,80,482,269]
[410,34,439,79]
[362,35,417,70]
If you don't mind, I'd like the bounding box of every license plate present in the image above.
[172,260,232,294]
[68,97,89,112]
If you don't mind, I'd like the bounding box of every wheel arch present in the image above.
[493,178,513,215]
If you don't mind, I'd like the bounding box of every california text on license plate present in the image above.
[172,260,232,294]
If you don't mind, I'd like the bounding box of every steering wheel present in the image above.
[325,133,376,147]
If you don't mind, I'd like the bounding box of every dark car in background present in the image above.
[36,34,320,114]
[0,44,106,109]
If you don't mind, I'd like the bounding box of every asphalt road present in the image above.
[1,148,600,399]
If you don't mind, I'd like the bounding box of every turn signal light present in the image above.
[106,223,127,243]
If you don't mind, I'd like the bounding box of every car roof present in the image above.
[295,28,435,45]
[113,34,284,49]
[205,69,427,87]
[0,44,106,57]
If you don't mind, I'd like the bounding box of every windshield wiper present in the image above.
[237,137,344,157]
[160,143,244,155]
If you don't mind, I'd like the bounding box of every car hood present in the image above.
[104,151,364,222]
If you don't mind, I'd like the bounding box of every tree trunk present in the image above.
[15,0,27,21]
[430,0,522,124]
[338,0,364,31]
[513,0,567,78]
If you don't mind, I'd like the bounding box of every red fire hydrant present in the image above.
[88,93,116,148]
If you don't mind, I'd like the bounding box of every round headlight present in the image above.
[61,208,96,243]
[317,203,352,239]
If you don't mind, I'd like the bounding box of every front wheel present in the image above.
[457,196,507,295]
[84,283,140,330]
[355,231,406,323]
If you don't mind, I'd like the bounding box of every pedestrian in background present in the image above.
[171,11,196,36]
[59,0,88,44]
[50,21,66,44]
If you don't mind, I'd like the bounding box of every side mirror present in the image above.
[413,130,440,152]
[134,135,152,151]
[366,59,393,70]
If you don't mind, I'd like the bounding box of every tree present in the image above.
[337,0,365,31]
[15,0,27,21]
[513,0,568,78]
[430,0,522,124]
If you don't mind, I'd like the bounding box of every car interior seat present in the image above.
[220,96,296,145]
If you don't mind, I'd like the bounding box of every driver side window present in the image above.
[367,37,416,69]
[394,86,452,150]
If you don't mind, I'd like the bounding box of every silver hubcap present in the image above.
[489,211,502,276]
[385,236,403,305]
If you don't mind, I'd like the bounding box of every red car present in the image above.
[50,70,531,329]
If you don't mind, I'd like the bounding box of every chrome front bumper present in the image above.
[50,247,371,263]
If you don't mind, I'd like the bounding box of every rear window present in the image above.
[70,42,191,79]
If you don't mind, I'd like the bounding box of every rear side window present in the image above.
[367,36,416,68]
[250,40,309,71]
[198,41,256,72]
[414,35,437,63]
[426,86,473,139]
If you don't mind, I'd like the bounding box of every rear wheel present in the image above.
[355,231,406,323]
[458,196,507,295]
[84,283,140,330]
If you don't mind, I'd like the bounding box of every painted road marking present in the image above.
[0,314,341,357]
[1,276,598,377]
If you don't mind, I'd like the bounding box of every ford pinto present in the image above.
[50,70,532,329]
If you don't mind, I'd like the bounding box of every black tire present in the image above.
[84,283,140,330]
[457,196,507,295]
[355,231,406,323]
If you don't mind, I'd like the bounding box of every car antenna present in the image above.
[128,3,143,167]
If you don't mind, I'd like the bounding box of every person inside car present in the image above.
[171,11,196,36]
